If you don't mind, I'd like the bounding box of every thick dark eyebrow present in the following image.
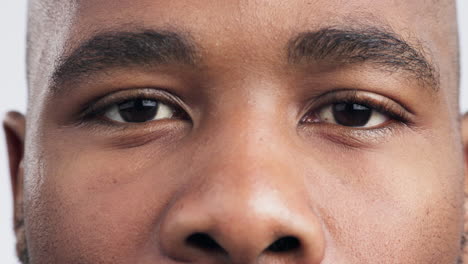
[288,27,439,90]
[52,30,197,90]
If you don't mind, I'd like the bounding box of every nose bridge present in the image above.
[207,87,291,165]
[196,100,299,212]
[158,114,326,263]
[197,136,303,226]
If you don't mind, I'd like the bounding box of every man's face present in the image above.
[5,0,468,263]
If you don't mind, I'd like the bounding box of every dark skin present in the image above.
[4,0,468,263]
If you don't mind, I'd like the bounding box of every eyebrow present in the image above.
[52,26,439,93]
[288,27,439,90]
[52,30,197,89]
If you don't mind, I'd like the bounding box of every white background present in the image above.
[1,1,468,263]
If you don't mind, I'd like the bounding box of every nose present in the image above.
[158,155,326,264]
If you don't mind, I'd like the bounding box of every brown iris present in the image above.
[332,103,372,127]
[117,99,159,123]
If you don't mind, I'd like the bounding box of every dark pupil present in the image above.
[118,99,159,123]
[332,103,372,127]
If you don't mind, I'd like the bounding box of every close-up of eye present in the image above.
[300,91,411,130]
[104,98,177,123]
[79,89,190,126]
[315,102,390,128]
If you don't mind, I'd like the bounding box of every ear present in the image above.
[3,111,27,262]
[464,113,468,175]
[463,112,468,263]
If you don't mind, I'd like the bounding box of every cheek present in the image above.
[23,143,185,263]
[22,125,465,263]
[308,134,464,263]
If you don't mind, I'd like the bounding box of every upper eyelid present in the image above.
[300,90,414,124]
[78,88,413,128]
[320,89,415,115]
[79,88,187,119]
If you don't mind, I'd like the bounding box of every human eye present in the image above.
[313,102,389,128]
[300,90,412,130]
[80,88,189,125]
[105,98,176,123]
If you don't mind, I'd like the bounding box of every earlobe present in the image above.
[3,111,27,262]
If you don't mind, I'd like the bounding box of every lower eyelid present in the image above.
[91,120,192,149]
[298,121,403,149]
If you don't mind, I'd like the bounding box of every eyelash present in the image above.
[76,89,412,132]
[301,91,413,127]
[77,90,188,126]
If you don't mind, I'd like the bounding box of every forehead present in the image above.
[73,0,433,26]
[28,0,457,109]
[33,0,454,73]
[69,0,438,49]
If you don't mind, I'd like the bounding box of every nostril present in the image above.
[186,233,226,253]
[266,236,301,253]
